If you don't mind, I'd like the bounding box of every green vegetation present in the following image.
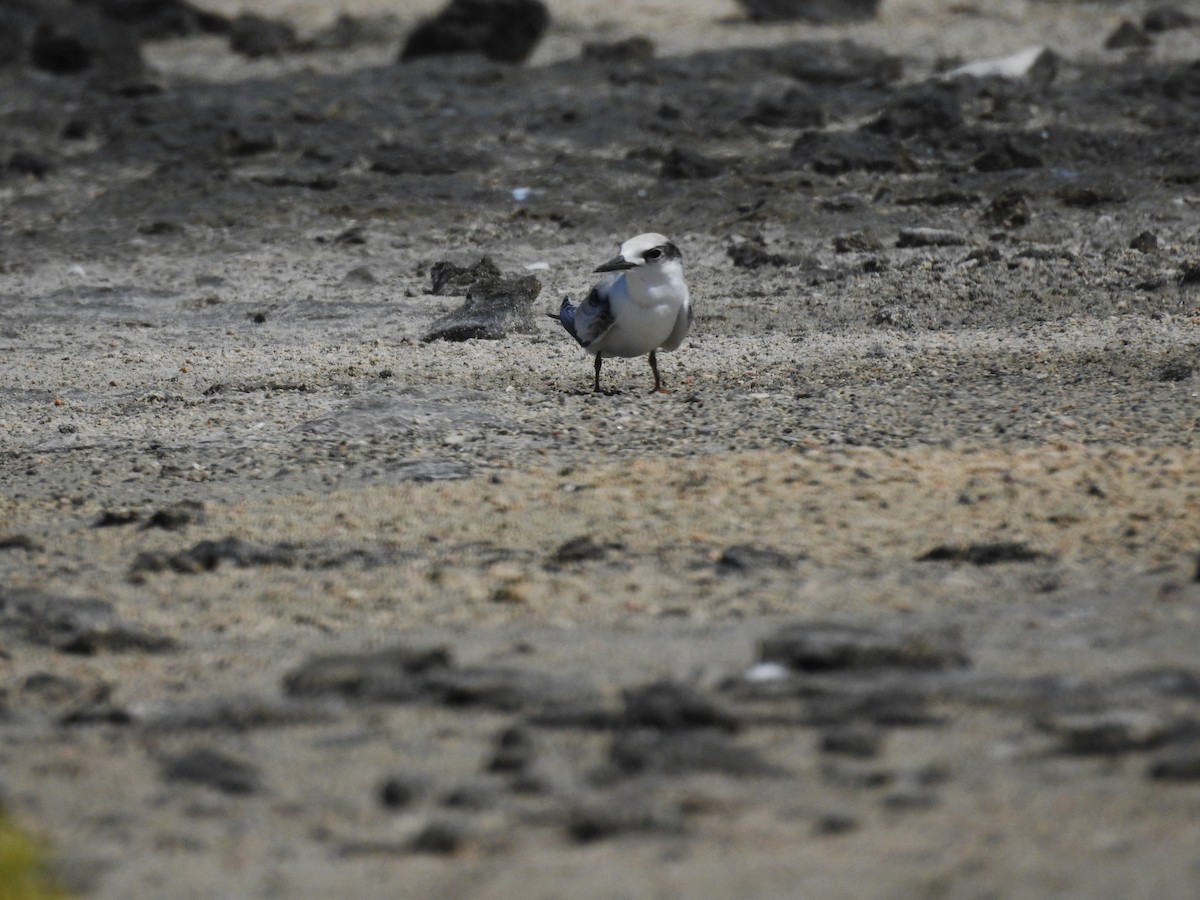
[0,813,69,900]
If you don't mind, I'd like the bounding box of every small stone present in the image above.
[896,228,967,248]
[379,774,428,810]
[814,811,859,835]
[487,725,537,773]
[609,729,777,777]
[1046,710,1175,755]
[660,147,724,179]
[760,621,969,672]
[408,819,472,854]
[581,36,654,63]
[622,682,739,732]
[160,747,263,795]
[981,190,1031,229]
[820,723,884,758]
[1105,20,1153,50]
[1147,741,1200,780]
[1130,231,1159,253]
[972,139,1043,172]
[736,0,880,24]
[428,257,503,296]
[727,242,788,268]
[918,542,1050,566]
[833,230,882,253]
[400,0,549,64]
[567,794,684,843]
[229,13,298,57]
[1144,7,1195,33]
[422,275,541,342]
[283,644,451,700]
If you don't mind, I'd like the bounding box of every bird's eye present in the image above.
[645,248,663,260]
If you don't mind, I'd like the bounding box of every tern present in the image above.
[554,233,692,393]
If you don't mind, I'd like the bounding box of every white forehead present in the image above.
[619,232,671,259]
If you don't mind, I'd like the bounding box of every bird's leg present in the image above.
[593,353,603,393]
[648,350,668,393]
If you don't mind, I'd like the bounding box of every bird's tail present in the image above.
[553,295,576,334]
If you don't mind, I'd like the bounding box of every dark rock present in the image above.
[760,621,969,672]
[547,535,618,566]
[487,725,537,773]
[368,142,492,177]
[918,541,1050,566]
[224,126,277,157]
[1057,184,1126,207]
[0,534,43,551]
[567,793,684,843]
[228,13,298,58]
[737,0,880,24]
[872,305,916,329]
[864,86,963,138]
[59,700,134,726]
[31,25,92,73]
[1043,710,1176,755]
[805,687,941,727]
[820,760,894,789]
[814,811,859,835]
[379,774,428,809]
[283,644,452,701]
[139,694,336,732]
[1130,230,1159,253]
[772,41,901,85]
[972,138,1043,172]
[421,275,541,342]
[609,729,778,777]
[882,787,939,810]
[792,130,915,175]
[341,266,378,287]
[0,588,176,654]
[309,13,403,50]
[400,0,549,64]
[132,537,298,576]
[20,672,89,705]
[833,230,883,253]
[716,544,795,573]
[820,723,884,758]
[409,819,473,854]
[1104,20,1153,50]
[428,257,503,296]
[423,665,596,712]
[87,0,230,39]
[622,682,739,732]
[727,242,788,269]
[1147,740,1200,780]
[981,190,1031,229]
[742,88,824,128]
[440,780,500,810]
[143,501,205,531]
[4,150,53,179]
[1155,358,1194,382]
[160,747,263,795]
[896,228,967,248]
[1144,7,1195,33]
[581,36,654,63]
[660,146,724,179]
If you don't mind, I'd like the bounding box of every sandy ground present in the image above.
[3,0,1200,896]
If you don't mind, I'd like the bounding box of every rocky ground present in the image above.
[2,0,1200,897]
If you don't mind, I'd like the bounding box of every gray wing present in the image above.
[659,297,693,351]
[565,278,618,349]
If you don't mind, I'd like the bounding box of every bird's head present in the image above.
[594,233,683,278]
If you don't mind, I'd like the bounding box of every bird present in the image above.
[553,233,692,393]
